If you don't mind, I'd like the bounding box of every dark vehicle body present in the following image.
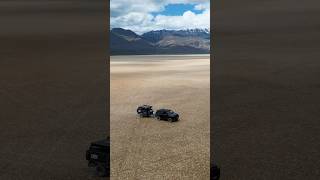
[137,105,154,117]
[86,138,110,177]
[155,109,179,122]
[211,163,220,180]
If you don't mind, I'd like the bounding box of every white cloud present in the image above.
[194,2,209,11]
[110,0,166,17]
[110,0,210,34]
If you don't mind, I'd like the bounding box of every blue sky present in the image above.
[110,0,210,34]
[152,4,204,16]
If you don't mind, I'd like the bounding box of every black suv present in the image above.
[137,105,154,117]
[211,163,220,180]
[86,138,110,177]
[155,109,179,122]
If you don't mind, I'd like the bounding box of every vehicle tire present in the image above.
[156,116,160,120]
[96,164,107,177]
[168,118,172,122]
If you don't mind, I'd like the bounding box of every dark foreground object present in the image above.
[137,105,154,117]
[211,163,220,180]
[155,109,179,122]
[86,138,110,177]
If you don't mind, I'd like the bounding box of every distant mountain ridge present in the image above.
[110,28,210,55]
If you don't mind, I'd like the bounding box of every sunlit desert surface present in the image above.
[110,55,210,179]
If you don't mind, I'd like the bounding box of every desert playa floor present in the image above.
[110,55,210,179]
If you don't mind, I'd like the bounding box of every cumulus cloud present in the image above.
[110,0,210,34]
[194,2,209,11]
[110,0,165,17]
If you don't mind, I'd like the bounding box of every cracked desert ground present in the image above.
[110,55,210,180]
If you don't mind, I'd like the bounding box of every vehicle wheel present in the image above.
[168,118,173,122]
[156,116,160,120]
[96,164,107,177]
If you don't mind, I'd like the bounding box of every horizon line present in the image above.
[110,27,211,34]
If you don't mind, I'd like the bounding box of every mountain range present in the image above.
[110,28,210,55]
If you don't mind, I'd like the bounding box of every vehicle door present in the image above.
[162,111,168,119]
[158,110,165,119]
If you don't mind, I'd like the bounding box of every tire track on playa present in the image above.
[126,80,155,179]
[111,80,150,179]
[112,68,161,179]
[113,121,152,179]
[129,114,193,179]
[131,116,153,179]
[117,121,193,180]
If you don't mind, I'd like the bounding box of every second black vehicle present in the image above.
[155,109,179,122]
[137,105,154,117]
